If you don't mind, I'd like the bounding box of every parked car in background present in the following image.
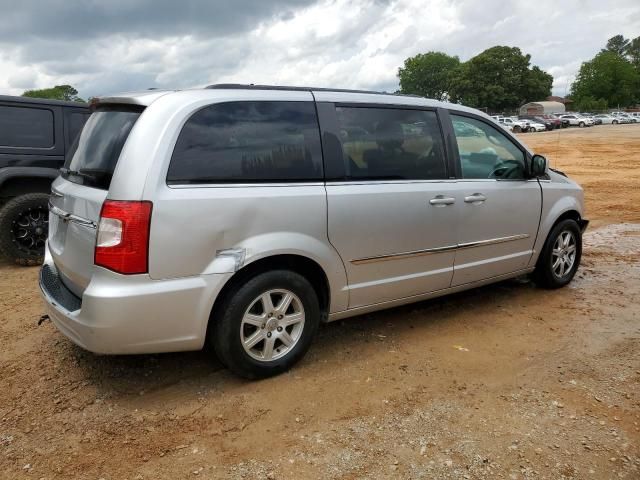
[560,114,594,127]
[519,115,554,131]
[610,112,634,123]
[527,121,547,132]
[541,115,562,129]
[39,84,588,379]
[0,95,90,265]
[580,114,602,125]
[500,117,530,132]
[593,114,617,124]
[547,114,569,128]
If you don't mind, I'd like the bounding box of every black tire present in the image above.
[612,120,618,125]
[532,219,582,289]
[578,121,585,128]
[0,193,49,266]
[210,270,320,379]
[513,125,521,133]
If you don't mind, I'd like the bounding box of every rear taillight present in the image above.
[95,201,152,274]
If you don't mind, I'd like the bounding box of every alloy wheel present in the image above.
[240,289,305,362]
[551,230,577,278]
[11,207,48,255]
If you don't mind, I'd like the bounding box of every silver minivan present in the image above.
[40,85,588,378]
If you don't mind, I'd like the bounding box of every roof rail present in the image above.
[205,83,414,97]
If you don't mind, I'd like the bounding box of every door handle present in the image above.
[429,196,456,206]
[464,193,486,204]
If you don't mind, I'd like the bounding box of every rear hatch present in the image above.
[48,105,143,297]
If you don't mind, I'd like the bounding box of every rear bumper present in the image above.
[39,244,232,354]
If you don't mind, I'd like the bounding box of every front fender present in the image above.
[529,183,584,267]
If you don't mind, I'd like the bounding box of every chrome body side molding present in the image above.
[350,234,530,265]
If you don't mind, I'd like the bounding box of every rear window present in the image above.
[0,105,54,148]
[167,101,323,184]
[63,106,142,190]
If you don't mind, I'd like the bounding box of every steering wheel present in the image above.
[488,160,520,179]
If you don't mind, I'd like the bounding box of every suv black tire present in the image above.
[532,219,582,289]
[210,270,320,379]
[0,193,50,266]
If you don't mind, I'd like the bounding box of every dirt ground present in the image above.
[1,124,639,479]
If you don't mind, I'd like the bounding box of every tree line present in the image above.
[398,34,640,112]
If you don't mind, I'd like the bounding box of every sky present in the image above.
[0,0,638,100]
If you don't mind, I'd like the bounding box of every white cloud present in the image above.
[0,0,638,99]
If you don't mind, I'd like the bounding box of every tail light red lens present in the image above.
[95,201,153,274]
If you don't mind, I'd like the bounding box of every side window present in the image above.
[168,101,323,184]
[451,114,526,180]
[335,107,446,180]
[0,106,54,148]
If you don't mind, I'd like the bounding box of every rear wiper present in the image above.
[60,167,95,180]
[59,167,110,183]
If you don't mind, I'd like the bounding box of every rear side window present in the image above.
[63,106,142,190]
[0,106,54,148]
[335,107,446,180]
[168,101,323,184]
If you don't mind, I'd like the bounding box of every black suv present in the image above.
[0,95,90,265]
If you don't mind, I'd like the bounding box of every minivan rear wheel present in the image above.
[211,270,320,379]
[0,193,50,266]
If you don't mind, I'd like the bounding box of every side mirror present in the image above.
[531,154,547,177]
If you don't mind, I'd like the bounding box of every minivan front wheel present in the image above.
[533,219,582,289]
[0,193,50,266]
[211,270,320,379]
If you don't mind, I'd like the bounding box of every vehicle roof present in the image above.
[0,94,89,109]
[94,84,483,117]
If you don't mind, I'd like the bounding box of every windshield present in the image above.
[63,106,143,190]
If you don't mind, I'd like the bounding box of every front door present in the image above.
[448,113,542,286]
[323,105,458,308]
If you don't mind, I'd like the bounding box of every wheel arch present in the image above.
[207,254,333,341]
[0,167,59,199]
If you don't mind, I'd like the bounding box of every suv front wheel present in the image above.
[211,270,320,379]
[0,193,50,266]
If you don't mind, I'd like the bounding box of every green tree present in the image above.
[22,85,85,102]
[524,66,554,103]
[602,34,630,56]
[448,46,552,110]
[574,96,608,112]
[397,51,460,101]
[627,36,640,69]
[571,51,640,108]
